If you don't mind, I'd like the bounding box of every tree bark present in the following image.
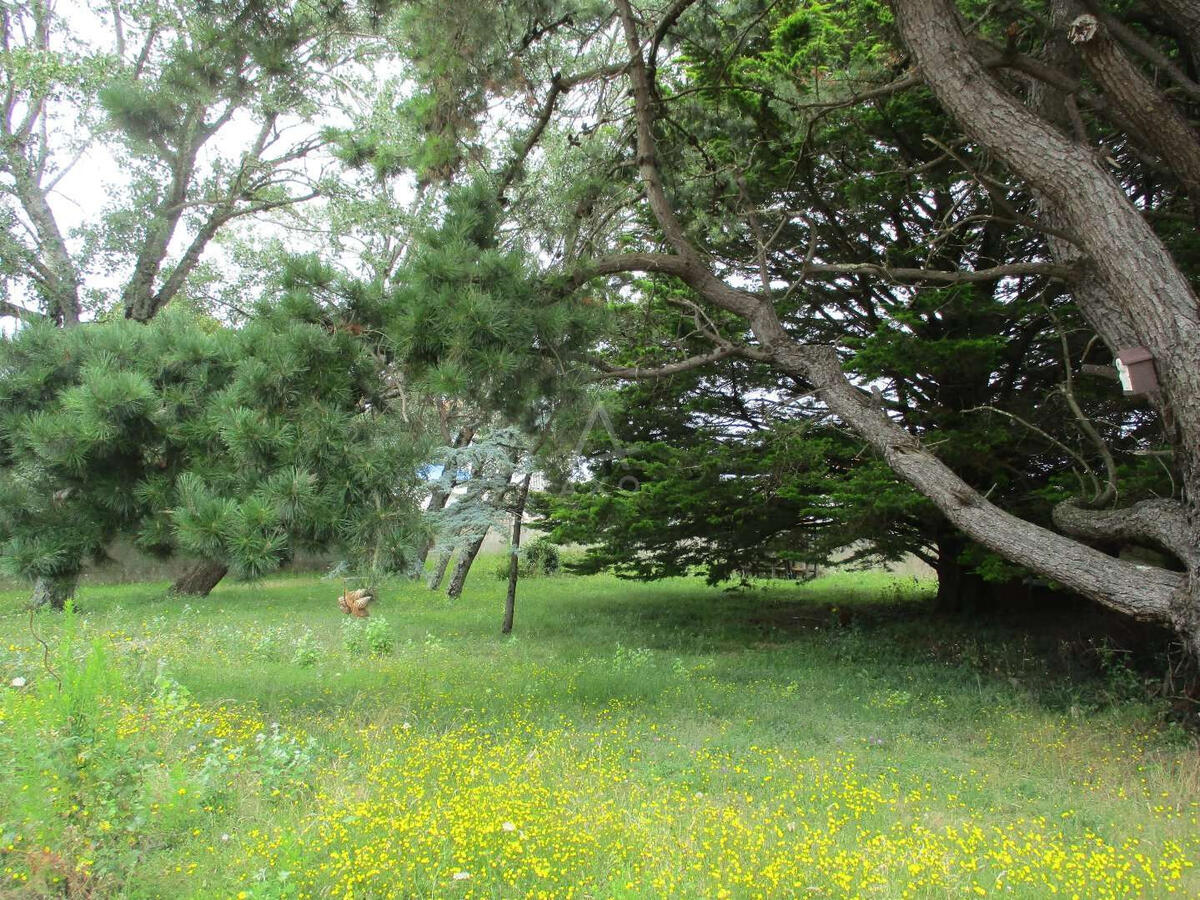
[502,472,534,634]
[426,548,454,590]
[122,122,205,322]
[446,531,487,599]
[1066,13,1200,198]
[170,559,229,597]
[30,574,78,611]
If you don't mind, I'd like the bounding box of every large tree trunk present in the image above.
[30,574,78,611]
[502,472,534,634]
[610,0,1200,658]
[446,531,487,599]
[170,560,229,597]
[934,532,984,615]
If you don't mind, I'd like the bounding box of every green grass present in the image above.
[0,563,1196,898]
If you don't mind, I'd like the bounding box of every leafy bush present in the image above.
[342,616,394,657]
[291,629,321,668]
[494,537,561,579]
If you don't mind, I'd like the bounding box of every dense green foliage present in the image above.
[384,182,601,428]
[522,0,1179,598]
[0,298,425,584]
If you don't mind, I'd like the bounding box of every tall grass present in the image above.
[0,563,1195,897]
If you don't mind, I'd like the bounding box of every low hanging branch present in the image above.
[598,0,1189,632]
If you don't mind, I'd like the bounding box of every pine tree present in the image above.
[381,181,600,608]
[0,286,427,604]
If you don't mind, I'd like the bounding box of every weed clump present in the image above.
[494,537,560,579]
[342,615,394,657]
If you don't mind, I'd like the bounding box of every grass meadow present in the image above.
[0,563,1197,898]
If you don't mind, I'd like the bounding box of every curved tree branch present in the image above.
[1053,497,1198,567]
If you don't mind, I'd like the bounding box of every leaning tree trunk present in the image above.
[417,425,478,568]
[426,548,454,590]
[446,531,487,599]
[502,472,534,635]
[170,560,229,597]
[30,574,78,610]
[417,487,452,568]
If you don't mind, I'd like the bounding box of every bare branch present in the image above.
[1053,497,1198,567]
[1053,314,1117,507]
[498,73,567,200]
[0,301,47,322]
[109,0,126,57]
[803,260,1076,284]
[964,403,1098,488]
[588,344,747,380]
[648,0,702,86]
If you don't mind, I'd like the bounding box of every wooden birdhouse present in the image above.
[1115,347,1158,396]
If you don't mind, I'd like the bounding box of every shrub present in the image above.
[291,629,321,668]
[494,537,561,579]
[342,616,394,657]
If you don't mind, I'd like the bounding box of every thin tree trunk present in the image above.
[427,548,454,590]
[31,574,78,610]
[446,531,487,599]
[418,488,453,568]
[502,472,534,635]
[170,560,229,597]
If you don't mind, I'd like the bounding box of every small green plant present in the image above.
[365,617,394,656]
[341,617,366,655]
[291,629,321,668]
[342,616,394,657]
[1094,639,1145,703]
[494,537,561,579]
[251,722,318,792]
[525,538,560,575]
[611,642,653,672]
